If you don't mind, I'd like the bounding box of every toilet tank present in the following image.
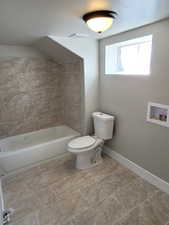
[92,112,115,140]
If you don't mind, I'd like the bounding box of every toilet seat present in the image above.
[68,136,96,150]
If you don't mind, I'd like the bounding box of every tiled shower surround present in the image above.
[0,56,83,138]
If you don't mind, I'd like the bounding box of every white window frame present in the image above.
[105,35,153,76]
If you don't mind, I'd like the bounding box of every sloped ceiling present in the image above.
[35,37,81,62]
[0,0,169,45]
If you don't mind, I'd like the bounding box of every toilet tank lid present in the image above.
[92,112,115,121]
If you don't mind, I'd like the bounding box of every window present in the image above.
[105,35,153,75]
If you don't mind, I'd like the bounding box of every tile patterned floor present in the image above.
[2,154,169,225]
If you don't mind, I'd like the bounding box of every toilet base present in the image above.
[76,146,103,169]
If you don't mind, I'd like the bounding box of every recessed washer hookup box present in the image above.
[147,102,169,127]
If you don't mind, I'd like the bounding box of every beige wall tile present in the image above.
[0,56,84,137]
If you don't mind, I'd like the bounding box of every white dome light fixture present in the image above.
[82,10,117,33]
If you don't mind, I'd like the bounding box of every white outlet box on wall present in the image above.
[147,102,169,127]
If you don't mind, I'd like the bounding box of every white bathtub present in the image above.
[0,125,79,174]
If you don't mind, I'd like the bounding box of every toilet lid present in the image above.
[68,136,96,149]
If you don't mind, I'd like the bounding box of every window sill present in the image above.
[105,72,150,76]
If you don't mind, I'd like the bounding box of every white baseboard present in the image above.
[104,146,169,195]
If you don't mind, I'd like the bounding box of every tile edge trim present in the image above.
[104,146,169,195]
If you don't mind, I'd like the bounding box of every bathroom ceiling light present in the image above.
[82,10,117,33]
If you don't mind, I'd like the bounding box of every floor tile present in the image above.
[80,165,137,206]
[115,177,158,213]
[140,191,169,225]
[9,211,40,225]
[94,195,126,225]
[2,154,169,225]
[72,194,126,225]
[114,207,153,225]
[56,189,89,223]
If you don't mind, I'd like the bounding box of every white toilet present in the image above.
[67,112,115,169]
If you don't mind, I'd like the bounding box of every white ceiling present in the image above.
[0,0,169,45]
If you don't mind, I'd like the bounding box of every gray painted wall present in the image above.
[99,19,169,183]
